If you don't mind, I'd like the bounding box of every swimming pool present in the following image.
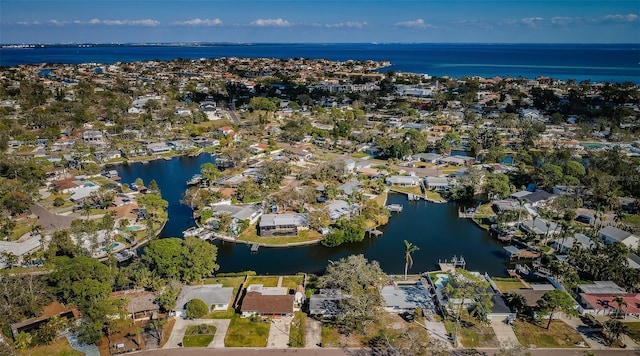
[100,242,119,252]
[434,274,451,288]
[125,225,143,231]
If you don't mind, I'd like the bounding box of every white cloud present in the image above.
[550,17,577,26]
[72,18,160,26]
[325,21,367,29]
[46,20,68,26]
[171,18,223,26]
[250,18,291,27]
[521,17,544,27]
[395,19,432,29]
[598,13,638,23]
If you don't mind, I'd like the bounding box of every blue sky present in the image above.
[1,0,639,43]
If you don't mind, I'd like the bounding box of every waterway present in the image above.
[113,155,510,276]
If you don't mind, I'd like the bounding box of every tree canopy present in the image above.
[142,237,219,283]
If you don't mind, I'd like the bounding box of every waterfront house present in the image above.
[309,289,346,318]
[146,142,172,155]
[337,180,362,196]
[240,284,294,318]
[386,175,421,187]
[599,226,639,249]
[380,281,436,314]
[520,218,558,236]
[579,293,640,318]
[258,213,309,237]
[174,284,234,318]
[424,177,451,191]
[551,233,594,253]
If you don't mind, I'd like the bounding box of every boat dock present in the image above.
[438,255,466,272]
[366,228,383,237]
[250,244,259,252]
[386,204,403,212]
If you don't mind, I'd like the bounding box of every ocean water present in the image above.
[1,43,639,83]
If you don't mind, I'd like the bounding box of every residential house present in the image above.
[412,153,442,164]
[258,213,309,237]
[0,236,43,268]
[599,226,640,249]
[82,130,105,145]
[424,177,451,192]
[380,281,436,314]
[146,142,172,155]
[386,176,421,187]
[309,289,346,318]
[520,218,558,236]
[552,233,594,253]
[110,290,159,320]
[240,284,294,317]
[579,293,640,318]
[326,200,356,221]
[10,302,79,338]
[174,284,234,318]
[337,180,362,196]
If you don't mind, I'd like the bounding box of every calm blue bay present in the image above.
[113,156,510,276]
[1,43,639,83]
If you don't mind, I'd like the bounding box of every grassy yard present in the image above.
[491,277,527,293]
[390,185,423,196]
[183,324,216,347]
[247,276,279,287]
[198,276,245,319]
[281,276,304,292]
[426,190,444,201]
[623,322,640,343]
[475,203,496,217]
[444,316,498,348]
[224,315,270,347]
[373,191,388,207]
[11,222,36,240]
[22,337,83,356]
[623,214,640,228]
[513,320,585,348]
[351,152,370,158]
[321,324,343,347]
[289,311,307,347]
[238,224,322,245]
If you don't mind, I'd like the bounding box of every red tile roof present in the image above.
[580,293,640,314]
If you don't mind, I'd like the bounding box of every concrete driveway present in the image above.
[423,318,453,348]
[267,316,292,348]
[490,318,520,348]
[305,318,322,348]
[163,317,230,349]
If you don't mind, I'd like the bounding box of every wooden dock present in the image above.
[250,244,259,252]
[438,255,466,272]
[367,229,383,237]
[386,204,403,212]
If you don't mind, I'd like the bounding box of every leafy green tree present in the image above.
[483,173,511,200]
[536,289,578,330]
[403,240,420,280]
[318,254,386,295]
[200,162,220,185]
[249,97,277,112]
[186,298,209,319]
[142,237,218,283]
[443,269,493,338]
[506,292,528,316]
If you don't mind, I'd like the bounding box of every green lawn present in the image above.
[21,337,83,356]
[247,276,279,287]
[513,320,585,348]
[351,152,370,158]
[238,224,322,245]
[623,214,640,227]
[426,190,444,201]
[444,316,497,348]
[183,324,216,347]
[321,324,342,347]
[281,276,304,292]
[390,185,423,196]
[491,277,527,293]
[623,322,640,342]
[289,311,306,347]
[224,315,270,347]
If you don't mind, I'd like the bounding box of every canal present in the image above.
[113,155,510,276]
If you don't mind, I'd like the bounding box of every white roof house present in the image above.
[174,284,234,317]
[599,226,639,249]
[386,176,421,187]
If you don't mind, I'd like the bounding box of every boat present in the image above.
[187,174,203,186]
[183,226,205,238]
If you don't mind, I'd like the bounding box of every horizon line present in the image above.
[2,41,639,46]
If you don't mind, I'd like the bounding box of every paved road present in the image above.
[163,318,230,349]
[226,109,242,125]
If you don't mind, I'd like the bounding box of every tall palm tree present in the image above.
[403,240,420,280]
[613,295,628,319]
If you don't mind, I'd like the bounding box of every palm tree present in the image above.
[506,292,527,316]
[403,240,420,280]
[613,295,628,319]
[604,319,628,346]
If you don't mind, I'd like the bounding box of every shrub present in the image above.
[53,197,65,207]
[186,298,209,319]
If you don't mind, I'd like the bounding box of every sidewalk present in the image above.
[490,318,520,348]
